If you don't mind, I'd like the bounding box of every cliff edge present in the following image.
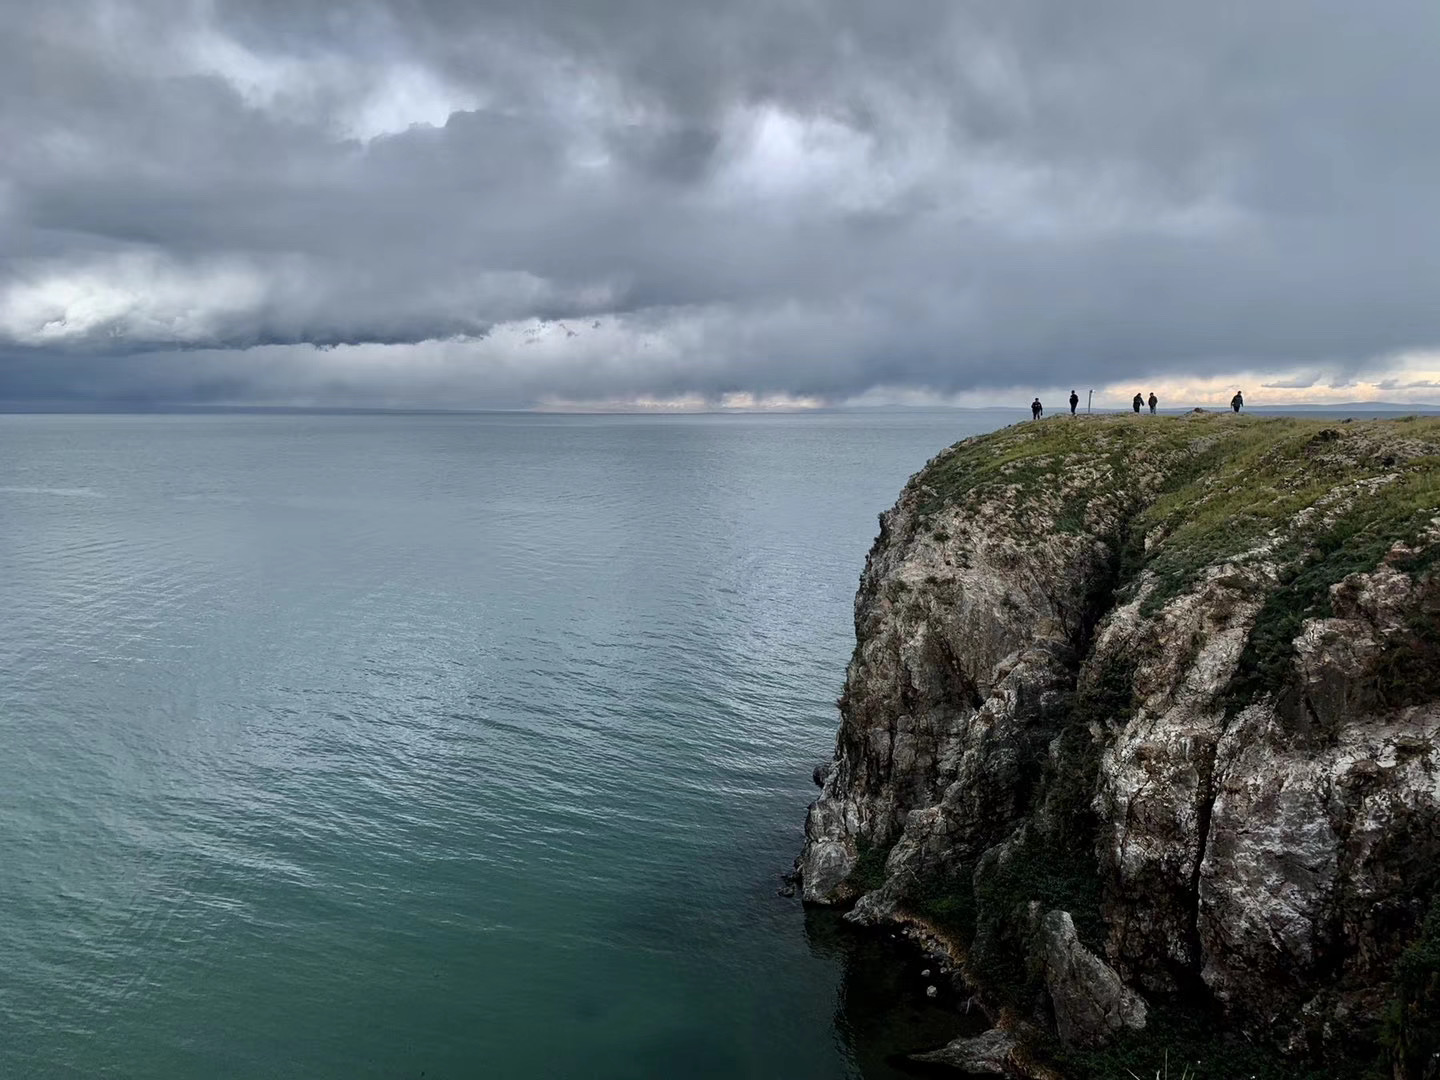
[798,414,1440,1077]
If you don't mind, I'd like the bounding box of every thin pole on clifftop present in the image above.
[1087,390,1093,413]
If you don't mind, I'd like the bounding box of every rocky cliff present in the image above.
[798,414,1440,1078]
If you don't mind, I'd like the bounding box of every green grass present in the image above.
[850,837,893,895]
[1381,896,1440,1080]
[911,861,979,943]
[917,415,1438,578]
[1135,430,1440,612]
[917,417,1178,518]
[1055,1003,1384,1080]
[1221,464,1440,710]
[1373,613,1440,709]
[913,417,1440,704]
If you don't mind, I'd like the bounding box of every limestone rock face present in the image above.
[797,415,1440,1063]
[799,440,1126,904]
[909,1028,1020,1075]
[1034,908,1147,1048]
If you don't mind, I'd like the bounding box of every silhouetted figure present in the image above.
[1069,390,1079,415]
[1031,397,1043,420]
[1148,392,1158,414]
[1132,393,1143,414]
[1231,391,1244,413]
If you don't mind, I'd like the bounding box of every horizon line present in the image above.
[3,400,1440,417]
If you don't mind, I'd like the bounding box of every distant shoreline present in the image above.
[2,401,1439,417]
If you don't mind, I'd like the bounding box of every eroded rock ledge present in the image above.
[798,414,1440,1077]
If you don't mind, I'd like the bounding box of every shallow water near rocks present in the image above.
[0,411,1002,1079]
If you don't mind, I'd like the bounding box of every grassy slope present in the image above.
[920,414,1440,551]
[916,413,1440,691]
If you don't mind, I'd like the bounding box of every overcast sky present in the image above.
[5,0,1440,409]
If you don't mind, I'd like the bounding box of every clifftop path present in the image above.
[798,413,1440,1077]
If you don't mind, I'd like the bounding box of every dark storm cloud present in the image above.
[4,0,1440,406]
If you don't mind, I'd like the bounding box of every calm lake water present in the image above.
[0,411,1004,1079]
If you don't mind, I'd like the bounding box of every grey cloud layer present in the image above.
[4,0,1440,405]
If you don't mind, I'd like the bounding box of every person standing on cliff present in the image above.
[1031,397,1043,420]
[1231,390,1244,413]
[1132,393,1143,414]
[1069,390,1079,415]
[1148,392,1158,414]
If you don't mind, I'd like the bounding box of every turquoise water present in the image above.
[0,412,1001,1079]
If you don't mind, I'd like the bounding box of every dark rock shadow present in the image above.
[804,909,989,1078]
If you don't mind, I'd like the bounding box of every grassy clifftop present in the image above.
[914,413,1440,686]
[918,413,1440,551]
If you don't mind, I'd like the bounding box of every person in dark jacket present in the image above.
[1031,397,1043,420]
[1069,390,1079,415]
[1132,393,1143,414]
[1148,392,1158,414]
[1231,390,1244,413]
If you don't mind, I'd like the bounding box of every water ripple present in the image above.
[0,411,999,1080]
